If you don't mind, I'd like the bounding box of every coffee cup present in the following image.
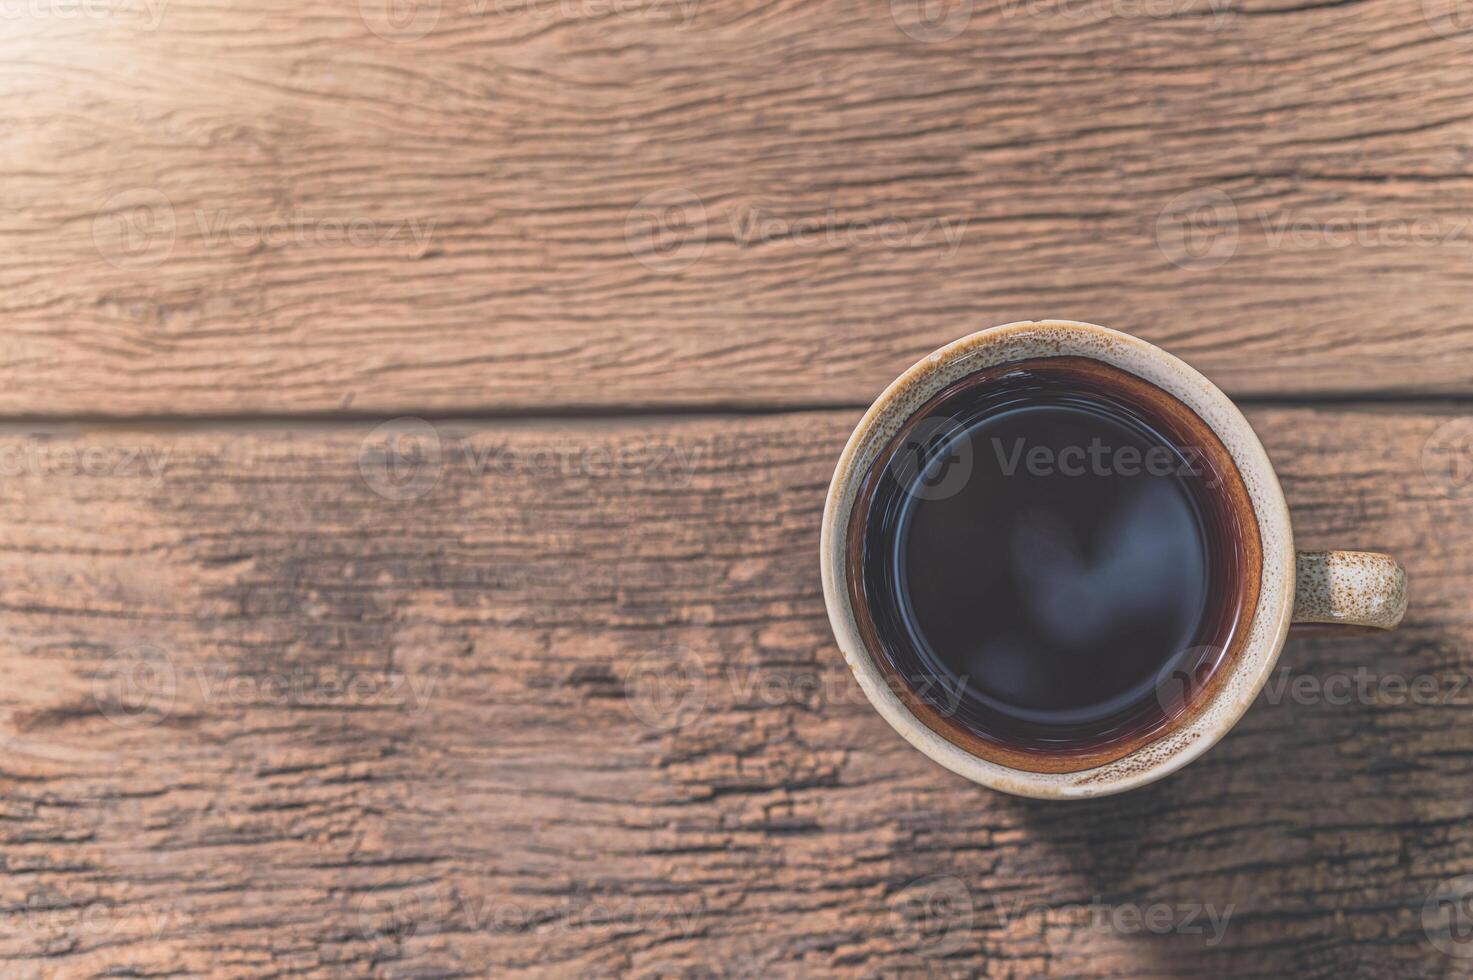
[820,320,1406,799]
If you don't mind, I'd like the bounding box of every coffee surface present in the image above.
[856,359,1247,757]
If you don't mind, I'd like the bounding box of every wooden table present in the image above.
[4,0,1473,976]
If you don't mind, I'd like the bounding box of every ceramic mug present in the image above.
[820,320,1407,799]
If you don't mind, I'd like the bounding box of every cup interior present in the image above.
[844,354,1262,773]
[820,321,1296,799]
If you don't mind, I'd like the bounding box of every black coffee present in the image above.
[850,358,1254,765]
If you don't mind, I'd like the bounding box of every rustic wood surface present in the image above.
[7,0,1473,414]
[0,409,1469,979]
[4,0,1473,976]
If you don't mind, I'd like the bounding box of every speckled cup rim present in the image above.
[820,320,1297,800]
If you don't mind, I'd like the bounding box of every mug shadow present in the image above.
[988,626,1470,978]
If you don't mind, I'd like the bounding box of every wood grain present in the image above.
[0,406,1467,977]
[4,0,1473,415]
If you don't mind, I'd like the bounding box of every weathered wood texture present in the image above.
[0,406,1467,977]
[6,0,1473,414]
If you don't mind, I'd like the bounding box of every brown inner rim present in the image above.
[844,356,1263,775]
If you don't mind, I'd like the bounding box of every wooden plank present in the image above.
[0,405,1467,977]
[5,2,1473,414]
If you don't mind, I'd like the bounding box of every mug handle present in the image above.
[1291,551,1407,631]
